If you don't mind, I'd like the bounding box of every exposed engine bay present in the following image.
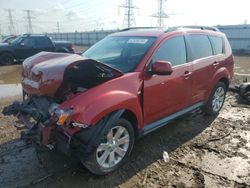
[21,52,122,100]
[2,52,123,154]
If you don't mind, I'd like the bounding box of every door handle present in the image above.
[183,71,192,79]
[213,62,219,66]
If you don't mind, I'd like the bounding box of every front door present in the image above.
[143,35,193,125]
[14,37,38,60]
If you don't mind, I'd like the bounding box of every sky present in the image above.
[0,0,250,35]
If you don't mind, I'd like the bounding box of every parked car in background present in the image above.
[1,35,19,44]
[0,34,75,65]
[3,26,233,175]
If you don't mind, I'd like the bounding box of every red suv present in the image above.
[3,26,234,175]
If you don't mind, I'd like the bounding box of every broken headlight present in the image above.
[49,103,73,126]
[56,108,73,126]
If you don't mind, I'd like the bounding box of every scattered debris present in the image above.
[163,151,170,162]
[16,173,54,187]
[142,172,148,185]
[238,82,250,104]
[207,132,231,142]
[229,82,250,105]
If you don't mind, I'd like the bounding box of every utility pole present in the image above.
[24,10,35,33]
[5,9,16,35]
[151,0,169,27]
[119,0,139,28]
[56,22,60,33]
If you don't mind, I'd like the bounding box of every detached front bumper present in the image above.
[2,100,97,159]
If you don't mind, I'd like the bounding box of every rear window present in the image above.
[210,36,224,55]
[186,35,213,60]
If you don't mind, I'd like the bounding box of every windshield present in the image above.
[83,36,156,73]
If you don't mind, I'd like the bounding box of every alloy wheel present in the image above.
[96,126,130,169]
[212,86,225,112]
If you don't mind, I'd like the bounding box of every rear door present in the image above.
[185,34,219,103]
[34,36,55,52]
[143,35,193,125]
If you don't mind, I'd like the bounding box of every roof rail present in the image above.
[119,27,162,32]
[166,26,220,32]
[22,33,48,37]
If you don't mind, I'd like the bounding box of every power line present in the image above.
[56,22,60,33]
[151,0,169,27]
[24,10,35,33]
[119,0,139,28]
[5,9,16,35]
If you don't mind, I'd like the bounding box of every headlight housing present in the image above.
[56,108,73,126]
[49,103,73,126]
[48,103,89,128]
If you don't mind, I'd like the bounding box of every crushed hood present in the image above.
[22,52,123,97]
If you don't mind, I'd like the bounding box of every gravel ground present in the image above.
[0,92,249,188]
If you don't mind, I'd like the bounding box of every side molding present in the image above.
[141,102,204,136]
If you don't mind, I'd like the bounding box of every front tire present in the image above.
[82,118,135,175]
[203,82,227,115]
[0,53,15,65]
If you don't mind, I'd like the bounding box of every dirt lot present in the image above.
[0,56,249,188]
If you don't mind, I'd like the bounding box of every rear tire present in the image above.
[81,118,135,175]
[0,52,15,65]
[203,82,227,115]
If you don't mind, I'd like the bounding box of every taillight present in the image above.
[70,44,75,50]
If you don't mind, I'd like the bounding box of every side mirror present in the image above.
[152,61,173,75]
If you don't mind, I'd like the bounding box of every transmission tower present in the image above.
[151,0,169,27]
[56,22,60,33]
[24,10,35,33]
[5,9,16,35]
[119,0,139,28]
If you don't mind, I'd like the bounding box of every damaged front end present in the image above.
[2,52,123,156]
[2,96,59,148]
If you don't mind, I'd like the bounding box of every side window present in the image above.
[186,35,213,60]
[22,38,36,47]
[210,36,224,55]
[153,36,187,66]
[35,37,52,48]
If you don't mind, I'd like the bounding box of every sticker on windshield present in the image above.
[127,38,148,44]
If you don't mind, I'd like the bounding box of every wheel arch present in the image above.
[120,109,139,139]
[218,77,229,90]
[100,108,140,139]
[0,50,16,59]
[204,67,231,101]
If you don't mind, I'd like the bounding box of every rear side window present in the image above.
[35,37,52,48]
[186,35,213,60]
[210,36,224,55]
[153,36,187,66]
